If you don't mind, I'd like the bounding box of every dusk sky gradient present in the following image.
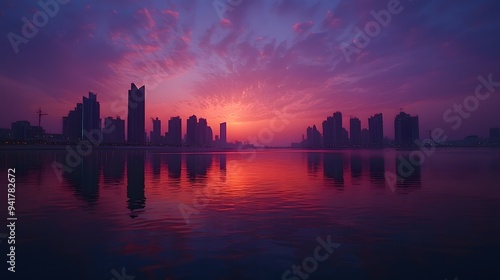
[1,0,499,145]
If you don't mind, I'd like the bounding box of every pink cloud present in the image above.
[161,9,179,19]
[136,8,156,29]
[220,18,232,27]
[323,10,341,29]
[292,21,314,34]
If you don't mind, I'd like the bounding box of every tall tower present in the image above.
[103,117,125,144]
[368,113,384,147]
[220,122,227,144]
[82,92,101,140]
[349,117,361,146]
[333,112,343,147]
[198,118,208,146]
[322,116,334,148]
[168,116,182,146]
[186,115,198,146]
[394,112,419,147]
[63,103,83,141]
[150,117,161,145]
[206,126,213,146]
[127,83,146,145]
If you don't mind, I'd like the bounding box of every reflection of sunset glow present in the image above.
[9,148,500,279]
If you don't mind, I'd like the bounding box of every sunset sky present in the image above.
[1,0,499,145]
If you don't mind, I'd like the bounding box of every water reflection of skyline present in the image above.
[0,149,498,280]
[303,151,422,189]
[323,153,344,186]
[186,153,212,181]
[396,155,422,189]
[0,150,425,212]
[369,155,385,186]
[65,153,100,204]
[55,150,421,205]
[127,150,145,215]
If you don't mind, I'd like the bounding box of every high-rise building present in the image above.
[63,103,83,140]
[168,116,182,146]
[186,115,198,146]
[342,128,349,146]
[103,117,125,144]
[394,112,419,147]
[150,117,161,145]
[127,83,146,145]
[368,113,384,147]
[186,116,213,146]
[322,116,334,148]
[307,125,322,148]
[220,122,227,144]
[321,112,344,148]
[361,128,370,146]
[333,112,343,147]
[62,92,100,142]
[207,126,213,146]
[349,117,361,146]
[82,92,101,140]
[198,118,208,146]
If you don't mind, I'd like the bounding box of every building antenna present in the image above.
[36,108,48,127]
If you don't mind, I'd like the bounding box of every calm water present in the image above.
[1,148,499,280]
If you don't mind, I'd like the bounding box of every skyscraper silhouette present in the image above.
[394,112,419,147]
[150,117,161,145]
[361,128,370,146]
[307,125,322,148]
[127,83,146,145]
[321,112,344,148]
[350,117,361,146]
[82,92,101,140]
[333,112,343,147]
[63,103,83,141]
[63,93,100,141]
[103,117,125,144]
[186,115,198,146]
[198,118,208,146]
[206,126,213,146]
[168,116,182,146]
[368,113,384,147]
[220,122,227,144]
[322,116,334,148]
[342,127,349,146]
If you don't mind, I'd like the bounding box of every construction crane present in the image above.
[36,108,48,127]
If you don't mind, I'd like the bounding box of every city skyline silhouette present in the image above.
[3,81,499,147]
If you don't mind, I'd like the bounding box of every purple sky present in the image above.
[1,0,499,145]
